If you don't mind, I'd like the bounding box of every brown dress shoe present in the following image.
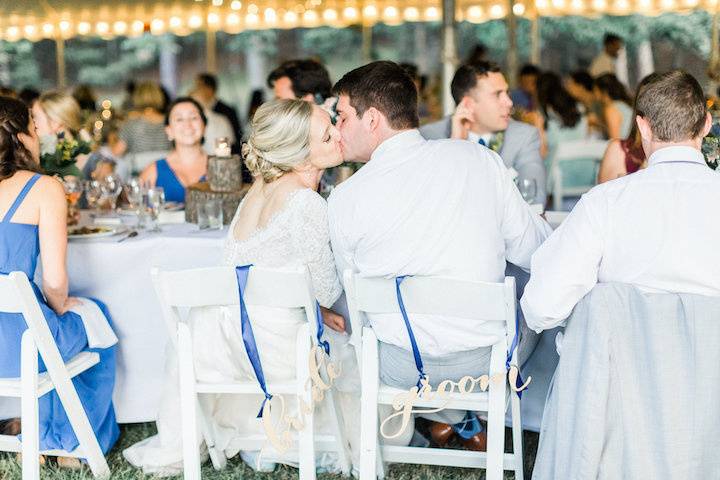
[427,421,455,447]
[460,431,487,451]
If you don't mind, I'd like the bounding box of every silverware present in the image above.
[117,231,138,242]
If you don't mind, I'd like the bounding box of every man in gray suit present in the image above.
[420,61,546,204]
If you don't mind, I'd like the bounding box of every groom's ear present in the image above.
[364,107,384,132]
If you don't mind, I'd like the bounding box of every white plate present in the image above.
[68,226,118,239]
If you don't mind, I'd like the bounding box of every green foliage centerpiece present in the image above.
[40,133,91,178]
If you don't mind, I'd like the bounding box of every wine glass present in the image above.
[125,178,145,228]
[518,178,537,204]
[146,187,165,233]
[62,177,82,225]
[83,180,103,216]
[101,174,123,213]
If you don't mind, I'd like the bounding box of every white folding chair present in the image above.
[549,139,607,211]
[344,271,523,480]
[0,272,110,479]
[152,266,351,480]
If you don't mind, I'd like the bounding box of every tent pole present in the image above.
[506,0,518,88]
[206,28,217,73]
[55,37,66,89]
[441,0,458,115]
[531,11,540,65]
[362,23,373,62]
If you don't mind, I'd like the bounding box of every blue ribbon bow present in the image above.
[235,265,331,417]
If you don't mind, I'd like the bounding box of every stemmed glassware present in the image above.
[146,187,165,233]
[518,178,538,204]
[62,176,82,224]
[125,178,145,228]
[100,174,123,213]
[83,180,103,216]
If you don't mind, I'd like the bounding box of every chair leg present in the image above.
[359,329,380,480]
[21,332,40,480]
[198,395,227,471]
[511,393,524,480]
[324,387,352,476]
[486,354,506,480]
[296,325,316,480]
[178,323,201,480]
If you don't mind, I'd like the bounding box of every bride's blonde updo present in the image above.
[243,99,313,183]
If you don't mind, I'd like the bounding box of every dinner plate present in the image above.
[68,226,118,239]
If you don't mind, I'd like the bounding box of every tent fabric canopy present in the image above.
[1,0,715,42]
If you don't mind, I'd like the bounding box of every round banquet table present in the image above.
[0,216,227,423]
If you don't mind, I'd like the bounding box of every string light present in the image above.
[113,21,128,35]
[362,5,378,17]
[424,6,440,19]
[660,0,674,7]
[246,12,260,24]
[303,10,319,23]
[569,0,583,10]
[322,9,338,21]
[230,0,242,10]
[207,12,221,26]
[490,4,504,16]
[42,23,54,36]
[188,14,203,28]
[227,12,242,26]
[342,6,359,20]
[96,22,110,35]
[553,0,567,9]
[264,8,278,23]
[513,3,526,14]
[383,6,399,20]
[150,18,166,34]
[101,99,112,109]
[403,6,420,20]
[59,21,71,33]
[131,20,145,34]
[23,25,37,37]
[283,10,298,24]
[536,0,550,9]
[5,26,20,41]
[467,5,483,21]
[593,0,608,8]
[77,22,92,35]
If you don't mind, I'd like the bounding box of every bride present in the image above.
[124,99,359,475]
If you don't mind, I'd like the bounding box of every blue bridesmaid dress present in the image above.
[154,159,186,203]
[0,174,119,454]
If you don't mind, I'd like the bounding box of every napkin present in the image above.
[69,298,119,349]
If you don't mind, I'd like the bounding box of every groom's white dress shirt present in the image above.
[328,129,551,356]
[522,145,720,332]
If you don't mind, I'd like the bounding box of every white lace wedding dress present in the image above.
[123,188,360,476]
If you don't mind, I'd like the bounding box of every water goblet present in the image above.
[101,174,123,213]
[125,178,145,228]
[146,187,165,233]
[518,178,538,204]
[83,180,103,216]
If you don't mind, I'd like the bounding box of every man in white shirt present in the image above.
[522,70,720,332]
[589,33,623,78]
[329,61,551,449]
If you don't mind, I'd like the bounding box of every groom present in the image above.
[327,61,551,450]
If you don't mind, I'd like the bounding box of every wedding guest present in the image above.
[330,61,551,451]
[267,59,332,104]
[565,70,604,135]
[511,64,541,112]
[597,73,659,183]
[124,99,358,475]
[522,70,720,331]
[72,84,97,115]
[139,97,208,203]
[18,87,40,108]
[420,61,547,205]
[189,90,235,156]
[590,33,623,78]
[32,91,92,174]
[112,81,172,159]
[246,89,265,123]
[595,73,633,140]
[538,72,590,155]
[193,73,244,148]
[0,96,118,464]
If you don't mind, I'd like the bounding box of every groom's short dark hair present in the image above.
[332,61,419,130]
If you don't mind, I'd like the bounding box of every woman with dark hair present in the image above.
[140,97,208,203]
[597,73,660,183]
[0,97,118,464]
[594,73,633,139]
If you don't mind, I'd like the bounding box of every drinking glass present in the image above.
[62,177,82,225]
[518,178,537,204]
[125,178,145,228]
[101,174,124,212]
[197,198,224,230]
[83,180,103,215]
[146,187,165,233]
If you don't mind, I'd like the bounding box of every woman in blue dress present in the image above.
[0,97,119,465]
[140,97,208,203]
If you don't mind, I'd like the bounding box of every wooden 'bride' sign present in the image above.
[380,366,531,439]
[260,346,341,453]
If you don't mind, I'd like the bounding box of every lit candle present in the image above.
[215,137,231,157]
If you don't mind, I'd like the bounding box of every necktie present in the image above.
[478,138,487,147]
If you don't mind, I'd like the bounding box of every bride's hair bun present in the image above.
[242,99,313,183]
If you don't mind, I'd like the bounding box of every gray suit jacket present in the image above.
[419,117,546,204]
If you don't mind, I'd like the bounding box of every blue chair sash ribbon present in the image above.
[395,275,524,397]
[235,265,331,417]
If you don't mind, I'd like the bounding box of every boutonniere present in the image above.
[489,132,505,153]
[40,132,91,177]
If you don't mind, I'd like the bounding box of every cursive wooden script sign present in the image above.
[380,366,531,439]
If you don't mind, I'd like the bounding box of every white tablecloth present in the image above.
[0,221,226,423]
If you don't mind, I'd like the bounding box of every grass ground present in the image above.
[0,423,539,479]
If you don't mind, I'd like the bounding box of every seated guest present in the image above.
[267,58,333,104]
[538,72,588,146]
[597,73,659,183]
[510,64,540,112]
[522,70,720,332]
[124,99,358,475]
[594,73,633,140]
[32,91,92,174]
[420,61,547,205]
[565,70,604,135]
[0,97,119,463]
[193,73,244,148]
[112,81,172,160]
[330,61,551,450]
[139,97,208,203]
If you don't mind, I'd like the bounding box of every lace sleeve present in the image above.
[288,189,342,307]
